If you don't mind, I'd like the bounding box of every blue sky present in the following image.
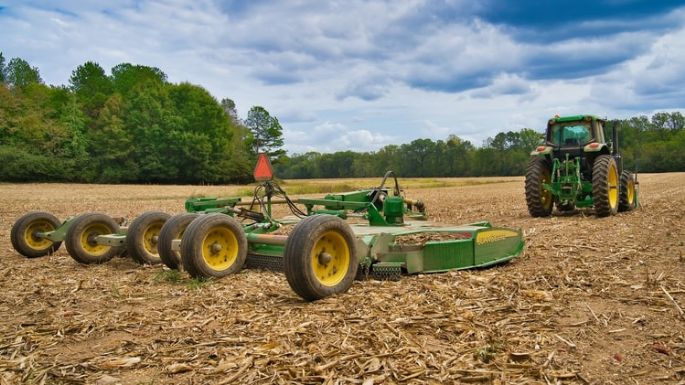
[1,0,684,153]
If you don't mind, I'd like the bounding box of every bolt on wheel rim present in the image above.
[80,223,110,256]
[143,222,164,255]
[311,230,350,287]
[201,226,238,270]
[24,220,55,249]
[608,163,618,208]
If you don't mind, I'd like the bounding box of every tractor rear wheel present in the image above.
[181,214,247,278]
[11,211,62,258]
[618,171,637,212]
[158,213,199,270]
[65,213,120,264]
[284,215,358,301]
[525,157,553,217]
[127,211,170,265]
[592,155,619,217]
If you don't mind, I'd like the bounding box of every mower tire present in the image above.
[11,211,62,258]
[65,213,120,264]
[158,213,199,270]
[127,211,170,265]
[284,215,358,301]
[181,214,247,278]
[592,155,619,217]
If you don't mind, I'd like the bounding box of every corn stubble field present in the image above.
[1,173,684,385]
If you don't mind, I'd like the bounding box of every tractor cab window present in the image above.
[548,122,592,147]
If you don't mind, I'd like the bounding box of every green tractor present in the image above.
[525,115,638,217]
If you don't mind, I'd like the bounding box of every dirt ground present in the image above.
[0,173,684,385]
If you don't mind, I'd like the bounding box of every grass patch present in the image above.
[187,276,213,290]
[153,269,183,284]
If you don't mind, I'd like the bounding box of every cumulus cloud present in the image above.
[470,73,532,98]
[285,121,395,153]
[1,0,684,153]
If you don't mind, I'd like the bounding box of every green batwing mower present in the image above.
[11,158,524,301]
[526,115,639,217]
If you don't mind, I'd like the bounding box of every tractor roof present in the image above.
[548,115,605,125]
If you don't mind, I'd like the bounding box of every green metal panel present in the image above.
[41,216,78,242]
[550,115,603,124]
[184,197,240,213]
[248,243,285,257]
[383,196,404,224]
[422,240,474,272]
[474,228,524,265]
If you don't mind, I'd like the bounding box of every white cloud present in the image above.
[1,0,684,154]
[285,121,395,153]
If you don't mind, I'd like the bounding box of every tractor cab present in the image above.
[545,115,606,154]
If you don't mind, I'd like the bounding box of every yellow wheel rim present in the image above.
[142,222,164,256]
[627,179,635,205]
[80,223,111,256]
[608,163,618,208]
[201,226,238,271]
[311,230,350,287]
[23,220,55,250]
[540,168,553,211]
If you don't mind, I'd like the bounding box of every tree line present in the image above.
[276,113,685,178]
[0,53,283,184]
[1,52,683,183]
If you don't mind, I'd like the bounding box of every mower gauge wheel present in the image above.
[11,211,62,258]
[181,214,247,278]
[158,213,199,270]
[65,213,120,264]
[284,215,358,301]
[127,211,171,265]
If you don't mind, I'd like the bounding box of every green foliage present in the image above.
[153,269,183,284]
[0,52,682,182]
[0,54,254,184]
[0,52,6,83]
[5,57,42,88]
[187,276,213,290]
[244,106,285,160]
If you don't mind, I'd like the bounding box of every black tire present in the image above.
[181,214,247,278]
[10,211,62,258]
[284,215,358,301]
[525,157,553,217]
[158,213,199,270]
[592,155,619,217]
[126,211,171,265]
[65,213,120,264]
[618,171,637,212]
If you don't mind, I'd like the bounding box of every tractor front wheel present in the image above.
[127,211,171,265]
[284,215,358,301]
[525,157,553,217]
[65,213,120,264]
[158,213,199,270]
[592,155,619,217]
[618,171,637,212]
[181,214,247,278]
[11,211,62,258]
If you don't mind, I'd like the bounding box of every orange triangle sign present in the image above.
[253,153,274,181]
